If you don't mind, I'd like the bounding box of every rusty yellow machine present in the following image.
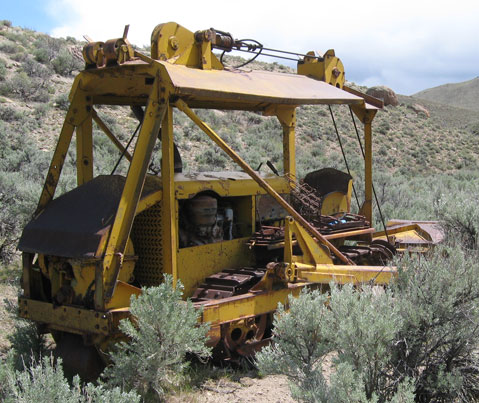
[17,22,442,378]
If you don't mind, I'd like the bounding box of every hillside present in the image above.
[413,77,479,111]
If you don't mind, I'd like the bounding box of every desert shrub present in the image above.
[256,285,405,402]
[0,40,20,54]
[195,148,229,170]
[0,170,43,263]
[52,48,82,76]
[21,57,52,79]
[325,285,402,400]
[469,121,479,136]
[1,20,12,27]
[0,105,22,122]
[0,58,7,81]
[255,288,331,401]
[32,36,62,64]
[0,71,50,101]
[391,245,479,402]
[34,103,50,118]
[104,275,211,400]
[257,242,479,402]
[54,92,70,110]
[434,181,479,249]
[11,51,27,62]
[2,297,48,371]
[1,356,140,403]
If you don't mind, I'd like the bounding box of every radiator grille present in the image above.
[131,203,163,286]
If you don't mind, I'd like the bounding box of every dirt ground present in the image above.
[169,374,294,403]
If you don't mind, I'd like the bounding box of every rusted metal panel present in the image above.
[162,62,365,107]
[18,175,160,258]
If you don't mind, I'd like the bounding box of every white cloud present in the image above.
[45,0,479,94]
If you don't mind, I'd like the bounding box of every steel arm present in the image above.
[99,75,167,307]
[351,106,377,225]
[35,87,90,214]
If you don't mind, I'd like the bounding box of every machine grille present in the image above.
[131,203,163,286]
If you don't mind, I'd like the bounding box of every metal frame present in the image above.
[23,30,387,339]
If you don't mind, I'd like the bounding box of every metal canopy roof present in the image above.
[161,62,366,110]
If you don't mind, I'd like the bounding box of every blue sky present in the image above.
[3,0,478,95]
[2,1,55,33]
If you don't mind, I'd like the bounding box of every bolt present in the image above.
[168,36,179,50]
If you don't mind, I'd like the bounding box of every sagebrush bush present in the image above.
[1,356,140,403]
[104,275,211,400]
[255,288,331,401]
[0,71,50,101]
[0,105,22,122]
[0,40,19,54]
[3,297,48,371]
[256,285,406,402]
[257,243,479,402]
[52,48,82,76]
[54,92,70,111]
[32,35,62,64]
[22,57,52,79]
[0,58,7,81]
[391,245,479,402]
[434,182,479,248]
[325,284,402,400]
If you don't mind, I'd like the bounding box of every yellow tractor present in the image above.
[17,22,442,378]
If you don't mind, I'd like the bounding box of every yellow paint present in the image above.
[101,75,167,307]
[177,238,255,297]
[284,217,333,266]
[321,189,351,216]
[294,263,396,286]
[297,49,345,88]
[150,22,223,69]
[199,283,308,325]
[19,297,113,336]
[161,105,178,285]
[76,109,93,185]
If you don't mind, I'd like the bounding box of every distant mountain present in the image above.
[413,77,479,111]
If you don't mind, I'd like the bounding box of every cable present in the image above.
[220,39,263,68]
[348,106,390,242]
[218,38,324,68]
[328,105,360,210]
[110,121,141,175]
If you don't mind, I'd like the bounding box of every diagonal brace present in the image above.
[175,99,353,265]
